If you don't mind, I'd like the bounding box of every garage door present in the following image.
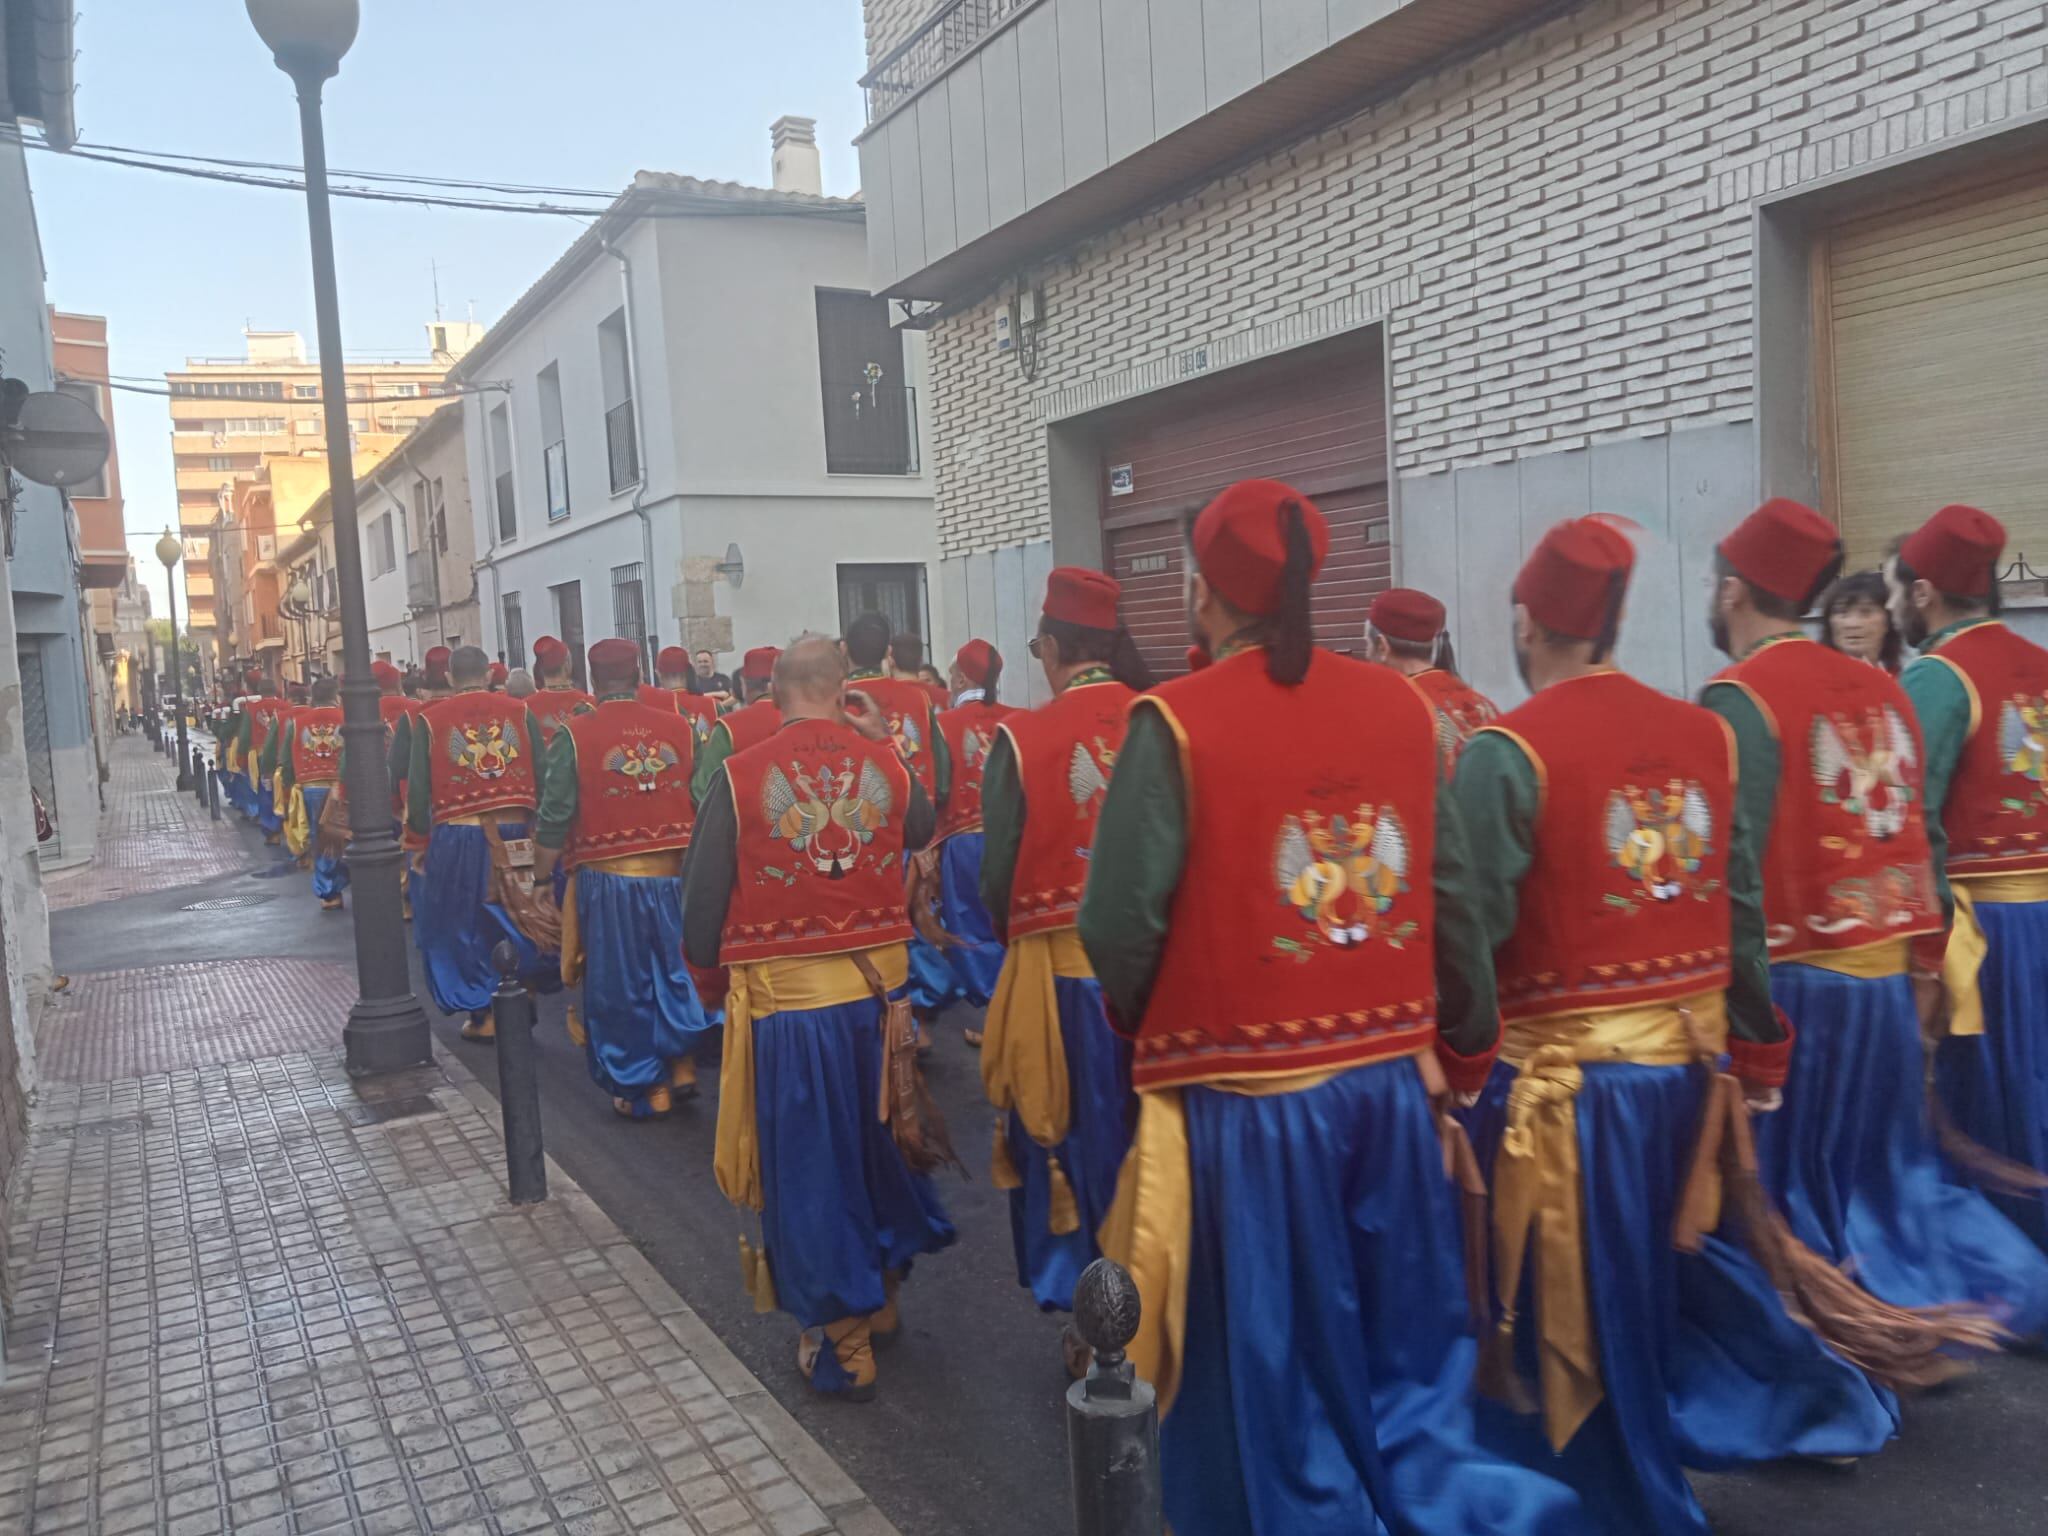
[1099,339,1390,681]
[1822,164,2048,572]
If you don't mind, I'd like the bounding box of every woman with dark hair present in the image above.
[1818,569,1904,673]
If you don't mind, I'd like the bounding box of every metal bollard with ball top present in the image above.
[1067,1258,1163,1536]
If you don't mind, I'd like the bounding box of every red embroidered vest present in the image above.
[846,675,940,800]
[936,699,1019,841]
[1920,622,2048,875]
[526,687,595,748]
[1409,668,1499,769]
[370,695,422,812]
[637,685,720,748]
[561,699,697,866]
[289,706,344,784]
[1709,636,1939,960]
[717,699,781,757]
[418,690,540,821]
[998,676,1132,938]
[720,717,916,963]
[1485,672,1735,1021]
[1133,650,1440,1090]
[248,697,284,762]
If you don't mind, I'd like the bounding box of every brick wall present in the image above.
[918,0,2048,559]
[865,0,933,67]
[0,975,24,1310]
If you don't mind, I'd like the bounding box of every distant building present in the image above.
[52,309,129,764]
[164,322,481,680]
[855,0,2048,700]
[110,559,151,714]
[448,118,936,686]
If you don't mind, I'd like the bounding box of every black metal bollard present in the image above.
[490,940,548,1205]
[206,758,221,820]
[1067,1258,1163,1536]
[192,748,208,803]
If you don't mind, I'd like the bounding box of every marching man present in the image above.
[1706,499,2048,1332]
[535,638,712,1119]
[690,646,783,807]
[978,582,1144,1357]
[275,675,348,909]
[685,635,955,1402]
[1366,586,1498,764]
[643,644,723,746]
[526,635,594,746]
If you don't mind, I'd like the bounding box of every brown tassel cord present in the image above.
[1046,1156,1081,1236]
[1929,1085,2048,1199]
[990,1117,1023,1190]
[906,847,964,951]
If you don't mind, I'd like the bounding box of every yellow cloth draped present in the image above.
[713,943,910,1213]
[226,740,243,773]
[558,852,683,987]
[981,927,1093,1148]
[1793,937,1909,979]
[284,784,312,858]
[1098,1060,1362,1420]
[1943,873,2048,1039]
[1491,990,1726,1452]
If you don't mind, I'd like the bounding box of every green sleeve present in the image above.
[1448,731,1539,981]
[691,722,734,808]
[236,711,252,756]
[1700,683,1783,1047]
[1430,773,1499,1062]
[534,729,579,850]
[407,715,434,839]
[978,730,1025,940]
[1903,654,1972,927]
[281,723,299,793]
[259,720,281,778]
[526,711,545,767]
[1075,704,1188,1030]
[929,701,952,812]
[682,770,738,968]
[387,713,412,801]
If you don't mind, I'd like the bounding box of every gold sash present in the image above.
[981,928,1094,1148]
[1791,937,1909,979]
[558,852,685,988]
[1491,990,1726,1452]
[1943,873,2048,1039]
[713,944,910,1213]
[284,784,312,858]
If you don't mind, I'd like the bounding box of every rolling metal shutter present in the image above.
[1823,167,2048,573]
[1099,342,1389,680]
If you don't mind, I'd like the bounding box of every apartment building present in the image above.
[857,0,2048,702]
[165,323,479,678]
[52,310,129,756]
[450,118,937,688]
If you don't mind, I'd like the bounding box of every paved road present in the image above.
[53,794,2048,1536]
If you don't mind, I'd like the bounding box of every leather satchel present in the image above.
[853,951,966,1179]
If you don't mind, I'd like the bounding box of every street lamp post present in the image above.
[155,530,193,790]
[249,0,431,1075]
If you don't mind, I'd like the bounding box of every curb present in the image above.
[431,1039,904,1536]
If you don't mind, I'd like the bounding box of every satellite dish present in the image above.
[4,389,111,488]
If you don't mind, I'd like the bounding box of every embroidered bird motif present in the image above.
[1812,706,1915,840]
[448,719,519,780]
[1068,737,1115,812]
[762,756,895,877]
[603,738,681,793]
[959,725,992,773]
[1273,806,1409,947]
[301,723,342,760]
[2000,697,2048,783]
[1606,780,1712,902]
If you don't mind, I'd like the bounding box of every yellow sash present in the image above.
[559,853,683,987]
[272,766,289,818]
[1790,937,1909,979]
[713,944,909,1213]
[284,784,311,858]
[1942,873,2048,1039]
[1491,990,1726,1452]
[226,740,243,774]
[981,928,1093,1148]
[1098,1059,1375,1419]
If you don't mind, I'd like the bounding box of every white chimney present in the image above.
[770,116,822,197]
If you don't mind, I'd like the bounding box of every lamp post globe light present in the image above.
[249,0,432,1075]
[155,530,193,790]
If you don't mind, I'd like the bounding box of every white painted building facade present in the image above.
[452,122,938,688]
[354,404,480,666]
[856,0,2048,707]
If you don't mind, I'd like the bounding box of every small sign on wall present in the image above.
[1108,463,1134,498]
[1127,552,1170,575]
[995,312,1013,352]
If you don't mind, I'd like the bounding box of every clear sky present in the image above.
[30,0,874,621]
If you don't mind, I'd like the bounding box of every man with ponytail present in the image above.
[1367,586,1498,767]
[1707,499,2048,1335]
[1891,504,2048,1252]
[905,641,1018,1046]
[1077,480,1581,1536]
[1448,515,1892,1536]
[975,572,1145,1373]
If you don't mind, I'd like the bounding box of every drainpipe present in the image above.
[603,227,658,665]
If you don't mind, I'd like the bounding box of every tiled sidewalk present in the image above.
[42,738,251,911]
[0,1052,895,1536]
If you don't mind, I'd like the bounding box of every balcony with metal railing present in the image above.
[858,0,1032,125]
[605,399,641,494]
[823,383,919,477]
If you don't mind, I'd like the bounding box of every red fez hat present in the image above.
[1718,498,1842,606]
[741,646,780,681]
[423,646,451,679]
[533,635,569,671]
[954,639,999,687]
[655,645,690,676]
[1192,479,1330,616]
[1043,567,1122,631]
[1514,516,1637,640]
[487,661,508,686]
[589,638,640,680]
[370,661,403,690]
[1370,588,1446,645]
[1900,504,2006,599]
